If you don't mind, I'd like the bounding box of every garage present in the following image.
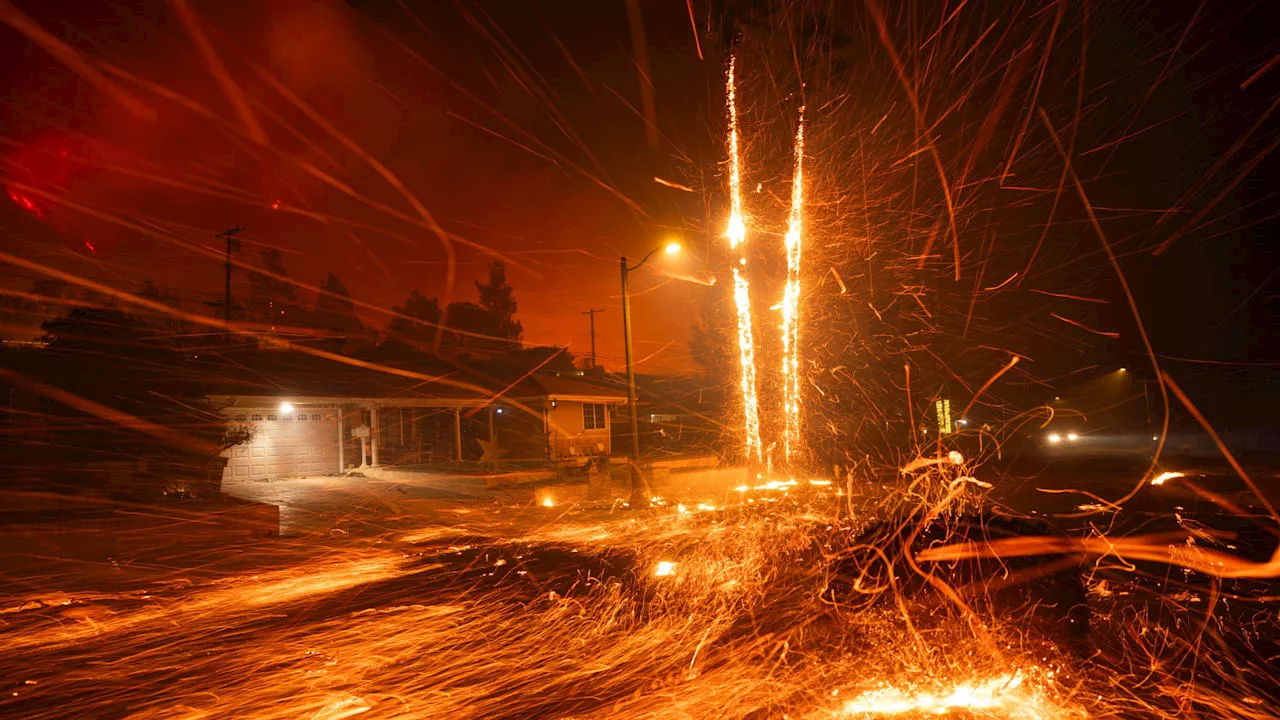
[224,406,340,481]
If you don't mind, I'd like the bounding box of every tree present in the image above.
[246,248,300,329]
[0,278,73,341]
[475,261,522,341]
[386,289,441,350]
[136,280,192,336]
[689,283,735,382]
[311,273,365,338]
[24,306,242,498]
[442,301,501,351]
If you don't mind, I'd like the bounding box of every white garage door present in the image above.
[224,407,340,481]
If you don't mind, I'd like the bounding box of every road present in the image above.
[0,462,1276,719]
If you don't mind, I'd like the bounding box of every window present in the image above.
[281,414,292,421]
[250,413,263,422]
[582,403,607,431]
[234,414,246,422]
[267,414,277,422]
[297,414,307,421]
[313,414,322,421]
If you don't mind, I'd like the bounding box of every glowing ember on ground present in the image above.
[654,560,677,577]
[840,672,1053,717]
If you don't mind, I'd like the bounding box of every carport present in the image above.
[212,394,495,480]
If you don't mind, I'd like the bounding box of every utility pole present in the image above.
[619,242,680,507]
[581,308,604,368]
[217,226,244,328]
[620,257,644,506]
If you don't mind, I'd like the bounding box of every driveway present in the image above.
[222,471,486,536]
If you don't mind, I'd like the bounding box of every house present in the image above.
[509,373,628,462]
[208,352,629,481]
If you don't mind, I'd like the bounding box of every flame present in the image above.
[726,56,762,463]
[1150,471,1184,486]
[781,108,805,464]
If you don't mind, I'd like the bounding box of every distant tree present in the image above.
[483,345,576,374]
[311,273,365,337]
[136,280,192,336]
[442,301,500,350]
[0,278,73,339]
[386,289,441,350]
[689,284,735,382]
[246,248,301,329]
[475,261,523,341]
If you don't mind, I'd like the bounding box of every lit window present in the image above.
[251,414,262,422]
[281,414,292,421]
[583,403,607,431]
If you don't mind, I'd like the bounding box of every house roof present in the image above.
[204,350,633,407]
[205,346,503,405]
[515,373,628,401]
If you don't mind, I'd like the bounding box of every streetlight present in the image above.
[620,241,682,506]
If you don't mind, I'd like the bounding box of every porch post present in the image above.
[337,410,345,473]
[454,406,463,462]
[370,405,380,466]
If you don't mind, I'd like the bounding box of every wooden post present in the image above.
[454,406,463,462]
[370,406,380,466]
[337,411,345,473]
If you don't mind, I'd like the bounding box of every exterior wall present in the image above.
[547,400,611,459]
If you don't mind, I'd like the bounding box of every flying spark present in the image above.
[725,56,762,463]
[781,107,805,464]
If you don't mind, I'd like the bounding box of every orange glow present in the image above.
[840,672,1062,717]
[6,186,43,216]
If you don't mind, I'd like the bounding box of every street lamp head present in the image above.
[664,241,682,255]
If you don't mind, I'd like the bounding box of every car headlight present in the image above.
[1047,433,1062,444]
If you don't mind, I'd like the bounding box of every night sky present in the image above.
[0,0,715,372]
[1,0,1276,400]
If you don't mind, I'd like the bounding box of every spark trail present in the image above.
[781,108,804,464]
[726,56,762,463]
